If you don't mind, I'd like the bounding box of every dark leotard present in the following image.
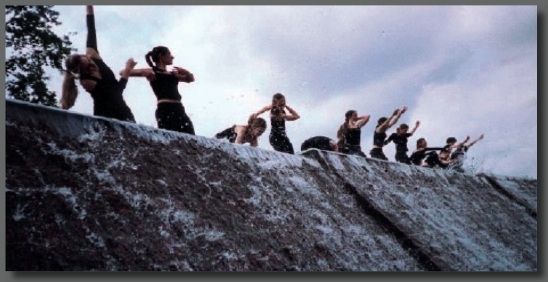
[341,127,366,157]
[370,129,388,160]
[409,147,444,166]
[385,133,413,164]
[301,136,334,152]
[149,67,194,135]
[215,125,238,143]
[81,14,135,123]
[269,110,294,154]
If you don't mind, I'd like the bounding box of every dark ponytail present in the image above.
[337,110,355,139]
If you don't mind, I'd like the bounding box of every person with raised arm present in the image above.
[251,93,300,154]
[61,5,136,123]
[409,138,445,166]
[336,110,370,157]
[369,105,407,160]
[384,121,420,164]
[449,134,485,172]
[124,46,195,134]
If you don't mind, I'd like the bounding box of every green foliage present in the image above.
[5,5,76,107]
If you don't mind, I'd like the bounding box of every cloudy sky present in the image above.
[37,5,536,178]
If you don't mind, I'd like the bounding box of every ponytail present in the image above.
[60,55,83,109]
[337,110,355,139]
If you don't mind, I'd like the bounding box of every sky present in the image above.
[32,5,537,178]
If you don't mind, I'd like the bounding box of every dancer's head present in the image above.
[397,123,409,134]
[416,137,427,149]
[446,137,457,145]
[61,54,99,109]
[248,117,267,137]
[145,46,173,68]
[337,110,357,138]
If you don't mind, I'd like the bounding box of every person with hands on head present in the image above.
[61,5,136,123]
[125,46,196,135]
[251,93,300,154]
[369,105,407,160]
[385,120,420,164]
[336,110,370,157]
[215,115,267,148]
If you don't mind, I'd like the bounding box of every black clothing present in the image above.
[83,59,135,123]
[148,68,195,135]
[149,68,182,101]
[385,133,413,164]
[340,127,366,157]
[409,147,444,166]
[155,103,195,135]
[269,112,294,154]
[370,129,389,160]
[423,151,450,169]
[81,14,135,123]
[215,125,237,143]
[373,130,387,147]
[369,147,388,160]
[301,136,334,151]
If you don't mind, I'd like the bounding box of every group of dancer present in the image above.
[60,6,484,173]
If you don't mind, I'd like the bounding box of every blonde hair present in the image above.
[60,54,82,109]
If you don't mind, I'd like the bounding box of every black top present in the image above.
[373,130,387,147]
[149,67,182,101]
[344,127,361,146]
[215,125,237,143]
[80,15,134,122]
[385,133,413,152]
[409,147,444,165]
[301,136,333,151]
[270,110,287,135]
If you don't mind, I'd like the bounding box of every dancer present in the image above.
[369,106,407,160]
[423,148,454,169]
[385,121,420,164]
[301,136,339,152]
[251,93,300,154]
[336,110,370,157]
[215,116,267,147]
[61,5,136,123]
[409,138,444,166]
[449,134,485,172]
[125,46,195,134]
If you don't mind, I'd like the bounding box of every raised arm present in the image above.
[409,120,420,135]
[467,134,484,148]
[355,114,371,128]
[283,105,301,121]
[452,135,470,149]
[376,108,400,133]
[250,105,273,119]
[388,105,407,128]
[85,6,101,60]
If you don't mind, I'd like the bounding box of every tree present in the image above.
[5,5,76,107]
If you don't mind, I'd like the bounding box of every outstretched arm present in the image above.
[283,105,300,121]
[250,105,273,119]
[452,135,470,149]
[355,114,371,128]
[409,120,420,135]
[384,132,396,145]
[119,58,138,80]
[467,134,484,148]
[85,6,101,60]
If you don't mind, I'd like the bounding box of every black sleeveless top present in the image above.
[344,127,361,146]
[149,68,182,101]
[270,109,287,135]
[80,58,134,122]
[373,130,387,147]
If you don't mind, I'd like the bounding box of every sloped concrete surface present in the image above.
[5,99,537,271]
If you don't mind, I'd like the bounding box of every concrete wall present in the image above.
[5,99,537,271]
